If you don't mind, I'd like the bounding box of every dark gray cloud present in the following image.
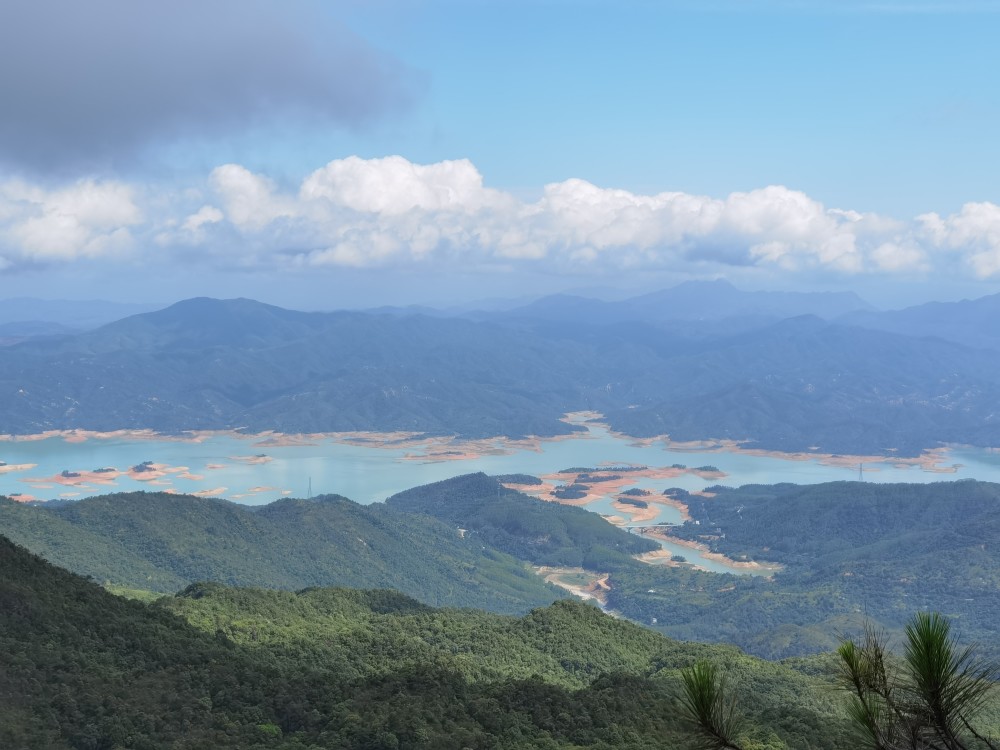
[0,0,421,173]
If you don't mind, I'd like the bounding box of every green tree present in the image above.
[837,612,999,750]
[679,661,747,750]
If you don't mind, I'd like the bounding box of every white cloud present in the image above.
[871,241,929,272]
[209,164,297,231]
[0,179,141,262]
[300,155,511,215]
[3,155,1000,283]
[182,205,224,233]
[918,202,1000,277]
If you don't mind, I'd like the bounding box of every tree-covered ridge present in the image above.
[0,489,563,614]
[606,480,1000,661]
[161,584,675,690]
[0,533,861,749]
[0,493,184,589]
[385,472,658,568]
[10,476,1000,672]
[672,480,1000,568]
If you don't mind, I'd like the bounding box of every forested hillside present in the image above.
[386,472,658,569]
[609,480,1000,660]
[0,491,562,614]
[8,476,1000,666]
[0,534,863,749]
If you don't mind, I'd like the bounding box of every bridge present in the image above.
[622,524,670,534]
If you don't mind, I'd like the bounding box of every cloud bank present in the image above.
[0,1,418,173]
[0,155,997,282]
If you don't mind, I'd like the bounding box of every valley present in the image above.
[6,288,1000,748]
[6,6,999,745]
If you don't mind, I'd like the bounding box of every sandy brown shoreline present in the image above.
[597,420,963,474]
[637,528,782,574]
[0,410,970,474]
[0,411,976,515]
[535,566,611,607]
[503,461,730,515]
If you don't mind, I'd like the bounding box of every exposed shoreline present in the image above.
[0,411,978,512]
[0,410,972,473]
[502,462,725,517]
[501,458,773,575]
[636,529,782,574]
[600,424,962,474]
[535,565,611,609]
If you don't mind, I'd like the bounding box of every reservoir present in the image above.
[2,418,994,574]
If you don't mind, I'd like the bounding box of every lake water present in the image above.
[2,422,996,575]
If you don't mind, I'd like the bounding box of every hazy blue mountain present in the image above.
[627,280,873,320]
[3,294,1000,453]
[493,280,873,327]
[840,291,1000,350]
[361,303,454,317]
[603,315,1000,454]
[0,320,78,336]
[0,297,598,437]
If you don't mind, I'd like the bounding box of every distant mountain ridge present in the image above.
[489,279,873,327]
[2,287,1000,453]
[0,296,596,437]
[840,291,1000,350]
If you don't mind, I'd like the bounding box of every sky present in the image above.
[1,0,999,310]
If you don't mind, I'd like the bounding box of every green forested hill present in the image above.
[385,472,658,568]
[608,480,1000,660]
[0,490,562,614]
[10,476,1000,667]
[0,534,861,749]
[0,494,185,589]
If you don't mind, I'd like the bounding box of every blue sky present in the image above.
[1,0,999,309]
[337,0,1000,217]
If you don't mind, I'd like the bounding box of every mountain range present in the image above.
[484,279,873,327]
[840,292,1000,350]
[4,282,1000,453]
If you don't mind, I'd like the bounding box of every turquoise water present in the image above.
[1,424,994,574]
[2,425,985,505]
